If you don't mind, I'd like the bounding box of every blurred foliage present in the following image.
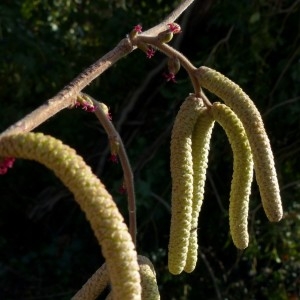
[0,0,299,299]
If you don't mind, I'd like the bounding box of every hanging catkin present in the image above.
[168,94,204,275]
[184,106,215,273]
[211,102,254,249]
[196,67,282,222]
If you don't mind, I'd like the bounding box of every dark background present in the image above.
[0,0,299,299]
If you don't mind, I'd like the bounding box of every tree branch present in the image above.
[0,0,195,138]
[143,0,195,36]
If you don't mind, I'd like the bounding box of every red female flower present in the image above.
[134,24,142,33]
[146,47,156,59]
[163,72,177,83]
[109,154,119,164]
[82,103,96,112]
[119,184,127,194]
[167,23,182,34]
[107,112,112,121]
[75,100,96,112]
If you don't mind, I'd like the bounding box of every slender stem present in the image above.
[200,89,213,107]
[118,143,137,247]
[137,35,196,71]
[134,35,200,93]
[91,97,137,247]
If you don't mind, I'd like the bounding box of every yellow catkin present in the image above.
[168,94,205,275]
[184,107,215,273]
[71,263,109,300]
[137,255,160,300]
[196,67,282,222]
[211,102,254,249]
[0,133,141,300]
[74,255,160,300]
[106,255,160,300]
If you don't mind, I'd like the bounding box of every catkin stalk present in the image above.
[196,67,282,222]
[0,133,141,300]
[168,94,204,275]
[211,102,254,249]
[184,107,214,273]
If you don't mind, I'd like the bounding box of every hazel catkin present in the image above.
[168,94,204,275]
[137,255,160,300]
[211,102,254,249]
[196,67,282,222]
[184,106,215,273]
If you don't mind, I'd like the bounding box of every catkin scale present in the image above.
[168,95,205,275]
[196,67,282,222]
[184,107,215,273]
[0,133,141,300]
[211,102,253,249]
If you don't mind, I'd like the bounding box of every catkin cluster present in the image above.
[169,67,283,275]
[196,67,282,222]
[73,255,159,300]
[169,95,209,275]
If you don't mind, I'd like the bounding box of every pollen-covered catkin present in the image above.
[137,255,160,300]
[184,107,215,273]
[0,133,141,300]
[106,256,160,300]
[196,67,282,222]
[211,102,254,249]
[169,94,204,275]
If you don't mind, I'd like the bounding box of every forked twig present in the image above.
[0,0,195,139]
